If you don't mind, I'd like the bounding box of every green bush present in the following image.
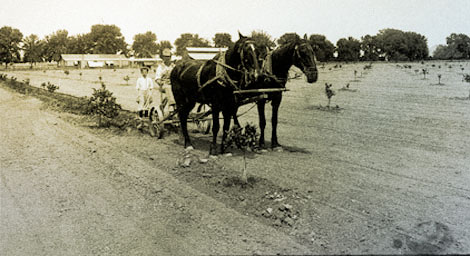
[88,83,122,127]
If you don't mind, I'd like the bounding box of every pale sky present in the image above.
[1,0,469,49]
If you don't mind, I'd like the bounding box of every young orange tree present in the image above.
[224,124,258,184]
[88,83,122,126]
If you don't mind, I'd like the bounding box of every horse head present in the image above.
[231,33,261,85]
[292,35,318,83]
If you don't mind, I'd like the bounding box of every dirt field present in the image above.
[1,61,470,255]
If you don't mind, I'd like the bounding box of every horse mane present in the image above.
[269,40,298,78]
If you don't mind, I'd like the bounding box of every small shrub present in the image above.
[46,82,59,93]
[464,74,470,83]
[79,72,83,80]
[224,123,258,184]
[325,83,335,107]
[87,83,122,127]
[0,73,7,80]
[123,75,130,85]
[437,74,442,85]
[464,74,470,100]
[64,70,70,75]
[422,69,428,79]
[23,78,30,85]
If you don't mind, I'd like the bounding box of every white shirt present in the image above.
[136,76,154,91]
[155,63,174,82]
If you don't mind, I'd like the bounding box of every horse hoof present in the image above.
[185,146,194,151]
[223,153,233,157]
[273,147,283,152]
[209,145,218,156]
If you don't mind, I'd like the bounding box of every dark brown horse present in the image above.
[170,33,261,155]
[252,36,318,149]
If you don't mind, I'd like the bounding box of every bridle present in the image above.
[237,39,260,84]
[293,41,317,76]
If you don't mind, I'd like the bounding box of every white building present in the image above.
[185,47,228,60]
[60,54,129,68]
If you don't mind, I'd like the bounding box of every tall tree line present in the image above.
[1,24,468,69]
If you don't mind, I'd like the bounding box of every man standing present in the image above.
[155,48,175,120]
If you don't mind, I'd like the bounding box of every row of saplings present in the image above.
[0,74,258,184]
[0,74,122,127]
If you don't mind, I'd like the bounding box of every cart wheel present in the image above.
[197,120,211,134]
[149,121,156,137]
[150,122,163,139]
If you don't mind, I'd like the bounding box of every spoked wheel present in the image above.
[193,103,212,134]
[196,119,211,134]
[149,107,163,139]
[149,121,163,139]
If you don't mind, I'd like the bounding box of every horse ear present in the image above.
[304,34,308,40]
[238,31,246,39]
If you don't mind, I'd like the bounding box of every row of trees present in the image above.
[433,33,470,60]
[264,29,429,62]
[1,25,131,68]
[1,24,468,68]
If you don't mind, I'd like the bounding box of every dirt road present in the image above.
[0,87,307,255]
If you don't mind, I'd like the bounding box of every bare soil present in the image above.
[1,61,470,255]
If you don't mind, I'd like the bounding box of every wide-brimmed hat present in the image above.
[161,48,172,57]
[140,66,150,71]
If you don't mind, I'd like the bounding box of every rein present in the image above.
[196,53,241,92]
[196,41,259,92]
[212,59,244,73]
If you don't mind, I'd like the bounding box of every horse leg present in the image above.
[257,100,267,149]
[221,109,233,154]
[178,103,194,149]
[271,93,282,148]
[232,105,241,127]
[210,107,220,155]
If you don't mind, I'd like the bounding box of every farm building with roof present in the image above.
[60,54,129,68]
[60,54,181,68]
[185,47,228,60]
